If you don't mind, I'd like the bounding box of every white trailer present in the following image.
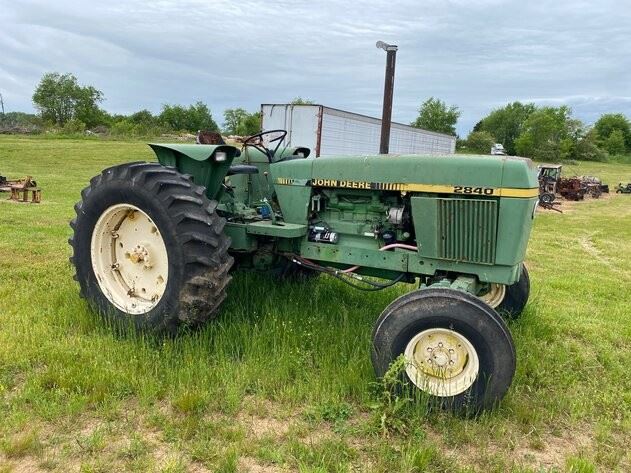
[260,104,456,157]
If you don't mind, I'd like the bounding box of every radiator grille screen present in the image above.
[437,198,498,264]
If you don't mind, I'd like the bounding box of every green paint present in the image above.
[150,141,539,288]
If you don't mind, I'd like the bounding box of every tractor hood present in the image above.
[271,154,538,197]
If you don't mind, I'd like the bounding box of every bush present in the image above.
[466,131,495,153]
[61,119,86,134]
[110,119,135,137]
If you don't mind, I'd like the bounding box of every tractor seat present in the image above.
[227,165,259,176]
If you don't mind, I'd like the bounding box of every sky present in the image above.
[1,0,630,136]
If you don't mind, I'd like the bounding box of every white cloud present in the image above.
[0,0,629,134]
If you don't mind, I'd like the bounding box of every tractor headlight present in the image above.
[214,151,228,162]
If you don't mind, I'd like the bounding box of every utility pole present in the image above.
[376,41,398,154]
[0,93,4,115]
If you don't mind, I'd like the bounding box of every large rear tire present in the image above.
[69,162,233,334]
[372,288,516,414]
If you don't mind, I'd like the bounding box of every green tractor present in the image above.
[69,130,539,412]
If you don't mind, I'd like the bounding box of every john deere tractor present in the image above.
[70,130,539,412]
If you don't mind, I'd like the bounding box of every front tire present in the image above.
[372,288,516,413]
[479,264,530,319]
[69,162,233,334]
[495,265,530,318]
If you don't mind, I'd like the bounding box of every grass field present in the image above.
[0,136,630,472]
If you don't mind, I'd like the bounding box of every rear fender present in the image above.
[149,143,241,200]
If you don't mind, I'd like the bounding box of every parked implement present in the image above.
[70,131,539,413]
[0,175,41,203]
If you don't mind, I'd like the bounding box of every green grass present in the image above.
[0,135,630,472]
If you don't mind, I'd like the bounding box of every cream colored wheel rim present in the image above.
[480,283,506,309]
[404,328,479,397]
[91,204,169,315]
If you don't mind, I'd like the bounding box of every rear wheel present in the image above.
[372,288,516,413]
[69,162,233,334]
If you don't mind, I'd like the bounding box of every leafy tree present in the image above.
[594,113,631,150]
[129,109,156,126]
[32,72,104,127]
[223,108,261,136]
[515,106,572,161]
[477,102,536,155]
[572,128,608,162]
[290,97,315,105]
[605,129,626,155]
[411,97,460,136]
[466,131,496,153]
[239,111,261,136]
[223,108,249,135]
[159,101,218,132]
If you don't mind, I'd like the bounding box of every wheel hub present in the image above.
[91,204,169,315]
[480,283,506,309]
[128,245,150,266]
[404,328,479,397]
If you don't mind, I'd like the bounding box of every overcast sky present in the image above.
[1,0,630,135]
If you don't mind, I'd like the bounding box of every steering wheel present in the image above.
[243,129,288,163]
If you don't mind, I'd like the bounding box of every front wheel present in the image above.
[372,288,516,413]
[69,162,233,334]
[479,264,530,319]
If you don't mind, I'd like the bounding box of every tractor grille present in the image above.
[437,198,498,264]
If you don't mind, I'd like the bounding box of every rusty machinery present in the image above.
[0,175,41,203]
[537,164,609,208]
[557,177,587,201]
[580,176,609,198]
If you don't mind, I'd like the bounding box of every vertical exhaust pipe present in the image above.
[376,41,398,155]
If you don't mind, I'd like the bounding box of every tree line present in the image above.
[410,97,631,161]
[1,72,266,137]
[1,71,630,162]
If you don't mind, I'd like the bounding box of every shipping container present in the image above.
[261,104,456,157]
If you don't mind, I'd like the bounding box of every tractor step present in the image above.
[246,221,307,238]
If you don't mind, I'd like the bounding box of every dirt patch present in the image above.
[4,457,46,473]
[425,424,593,471]
[239,456,285,473]
[536,192,612,214]
[523,430,592,468]
[239,413,292,439]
